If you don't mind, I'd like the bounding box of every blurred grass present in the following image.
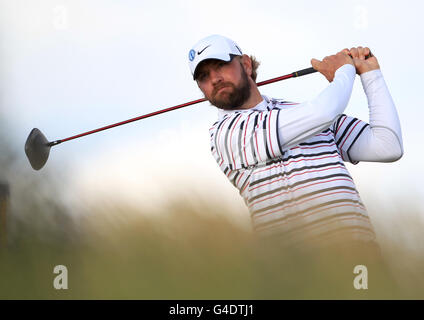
[0,121,423,299]
[1,195,423,299]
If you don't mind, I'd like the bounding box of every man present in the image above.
[188,34,403,249]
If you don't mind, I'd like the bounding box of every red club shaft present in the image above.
[48,67,317,146]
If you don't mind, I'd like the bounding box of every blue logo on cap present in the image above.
[189,49,196,61]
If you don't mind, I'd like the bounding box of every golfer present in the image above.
[188,35,403,248]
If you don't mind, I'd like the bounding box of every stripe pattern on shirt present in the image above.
[209,96,375,245]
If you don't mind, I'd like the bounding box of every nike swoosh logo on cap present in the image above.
[197,45,211,55]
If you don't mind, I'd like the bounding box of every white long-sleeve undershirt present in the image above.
[217,63,403,164]
[348,69,403,162]
[276,64,403,163]
[278,64,356,149]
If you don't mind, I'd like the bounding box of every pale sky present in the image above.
[1,0,423,226]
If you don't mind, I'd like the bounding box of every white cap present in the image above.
[188,34,243,79]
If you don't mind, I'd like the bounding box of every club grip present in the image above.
[293,67,317,77]
[294,51,373,78]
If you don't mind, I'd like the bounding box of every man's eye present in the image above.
[197,73,207,81]
[201,71,210,79]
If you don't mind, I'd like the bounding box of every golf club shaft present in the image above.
[47,67,317,147]
[48,50,372,146]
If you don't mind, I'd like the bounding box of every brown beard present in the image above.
[208,66,251,110]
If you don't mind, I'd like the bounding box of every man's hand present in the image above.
[342,46,380,75]
[311,51,354,82]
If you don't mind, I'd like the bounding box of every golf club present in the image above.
[25,53,372,171]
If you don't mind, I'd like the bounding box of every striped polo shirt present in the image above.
[209,95,376,247]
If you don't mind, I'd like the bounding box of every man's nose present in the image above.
[210,69,223,85]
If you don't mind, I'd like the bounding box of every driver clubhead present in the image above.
[25,128,51,170]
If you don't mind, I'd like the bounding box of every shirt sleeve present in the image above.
[276,64,356,149]
[210,109,283,170]
[332,114,369,164]
[347,69,403,163]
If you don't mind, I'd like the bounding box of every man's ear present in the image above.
[240,54,252,77]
